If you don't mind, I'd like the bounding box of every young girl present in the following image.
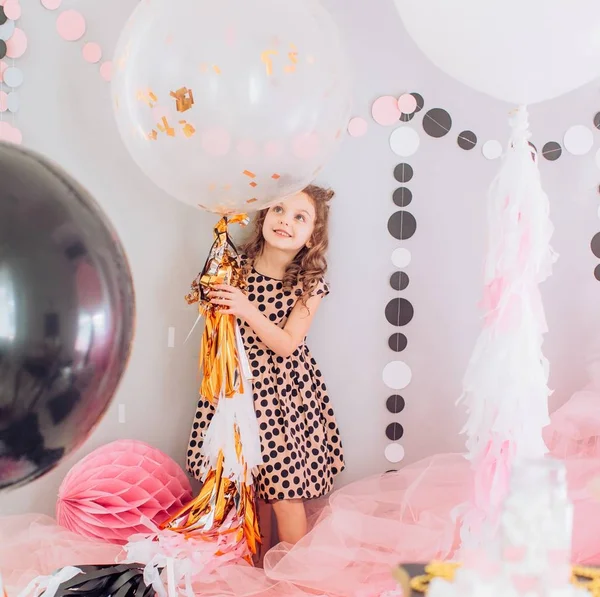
[186,184,345,547]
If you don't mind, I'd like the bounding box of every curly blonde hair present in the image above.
[241,184,334,302]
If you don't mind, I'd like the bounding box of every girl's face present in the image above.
[262,192,316,253]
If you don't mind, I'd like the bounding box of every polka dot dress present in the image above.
[187,259,345,502]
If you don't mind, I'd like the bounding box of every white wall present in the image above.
[1,0,600,515]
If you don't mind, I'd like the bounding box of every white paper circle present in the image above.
[3,66,22,87]
[564,125,594,156]
[391,247,412,268]
[482,140,502,160]
[382,361,412,390]
[384,443,405,463]
[0,19,15,41]
[7,91,18,112]
[390,127,420,157]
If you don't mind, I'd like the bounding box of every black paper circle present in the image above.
[457,130,477,150]
[386,395,405,414]
[388,211,417,240]
[388,333,408,352]
[411,93,424,113]
[591,232,600,259]
[542,141,562,161]
[423,108,452,138]
[595,264,600,282]
[390,271,409,291]
[0,40,6,60]
[393,163,413,183]
[385,297,414,326]
[393,187,412,207]
[0,6,7,26]
[594,112,600,130]
[400,112,415,122]
[385,422,404,441]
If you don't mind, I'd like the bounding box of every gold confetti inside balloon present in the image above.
[112,0,351,215]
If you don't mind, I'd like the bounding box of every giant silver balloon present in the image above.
[0,143,135,491]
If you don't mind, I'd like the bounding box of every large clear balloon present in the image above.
[394,0,600,105]
[0,143,135,491]
[112,0,351,214]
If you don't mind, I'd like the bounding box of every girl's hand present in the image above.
[209,284,253,319]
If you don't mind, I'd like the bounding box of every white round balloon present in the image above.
[393,0,600,105]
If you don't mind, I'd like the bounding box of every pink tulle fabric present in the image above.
[2,398,600,597]
[56,439,193,545]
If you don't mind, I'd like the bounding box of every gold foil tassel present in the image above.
[185,215,248,402]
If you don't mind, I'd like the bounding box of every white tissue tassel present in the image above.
[458,106,557,545]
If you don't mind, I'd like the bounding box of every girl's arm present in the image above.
[209,284,322,358]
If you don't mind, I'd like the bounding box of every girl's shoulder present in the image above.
[295,273,330,299]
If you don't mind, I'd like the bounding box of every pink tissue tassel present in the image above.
[457,105,558,553]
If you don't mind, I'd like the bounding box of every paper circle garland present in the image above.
[56,10,86,42]
[347,117,368,137]
[382,361,412,390]
[372,96,401,126]
[564,125,593,156]
[384,442,405,463]
[391,247,412,268]
[57,439,193,545]
[390,127,420,157]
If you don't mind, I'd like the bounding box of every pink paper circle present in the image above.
[236,139,257,158]
[8,125,21,144]
[0,91,7,112]
[82,42,102,64]
[57,10,86,42]
[264,140,283,158]
[4,0,21,20]
[292,133,320,160]
[6,27,27,58]
[372,96,401,126]
[202,127,231,156]
[0,61,7,82]
[347,117,368,137]
[99,61,112,82]
[397,93,417,114]
[41,0,62,8]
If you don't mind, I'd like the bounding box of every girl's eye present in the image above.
[273,205,283,213]
[295,214,305,222]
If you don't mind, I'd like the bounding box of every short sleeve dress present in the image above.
[186,259,345,502]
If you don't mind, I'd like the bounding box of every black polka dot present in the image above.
[542,141,562,161]
[457,130,477,150]
[591,233,600,259]
[0,6,6,25]
[422,108,452,138]
[393,163,413,183]
[0,40,6,60]
[390,271,409,291]
[385,298,414,326]
[595,264,600,282]
[388,333,408,352]
[386,422,404,441]
[393,187,412,207]
[386,395,405,414]
[594,112,600,130]
[388,211,417,241]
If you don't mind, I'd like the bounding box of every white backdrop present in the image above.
[1,0,600,515]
